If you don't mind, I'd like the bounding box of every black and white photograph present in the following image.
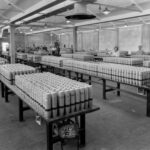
[1,0,150,150]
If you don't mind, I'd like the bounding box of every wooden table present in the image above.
[15,58,150,117]
[0,75,100,150]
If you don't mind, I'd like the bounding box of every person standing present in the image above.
[54,40,60,56]
[136,45,144,55]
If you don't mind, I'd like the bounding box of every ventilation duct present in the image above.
[65,3,96,20]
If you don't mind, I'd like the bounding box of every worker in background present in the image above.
[136,45,144,55]
[111,46,120,57]
[54,40,60,56]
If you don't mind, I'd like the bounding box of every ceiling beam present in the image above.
[94,0,142,12]
[25,27,63,35]
[18,1,75,24]
[10,0,66,24]
[74,8,150,27]
[0,22,9,25]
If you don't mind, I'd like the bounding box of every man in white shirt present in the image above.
[111,46,120,57]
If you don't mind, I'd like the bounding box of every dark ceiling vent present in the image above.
[65,13,95,20]
[65,3,96,20]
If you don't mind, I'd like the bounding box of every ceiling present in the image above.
[1,0,150,33]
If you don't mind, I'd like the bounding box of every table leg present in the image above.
[102,79,106,100]
[46,122,53,150]
[4,85,9,103]
[1,82,4,98]
[89,76,92,85]
[52,67,55,73]
[19,98,24,122]
[76,72,79,81]
[80,114,86,146]
[80,74,83,81]
[40,64,43,72]
[68,71,71,79]
[117,82,120,96]
[147,90,150,117]
[63,69,65,77]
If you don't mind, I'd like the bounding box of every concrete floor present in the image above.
[0,80,150,150]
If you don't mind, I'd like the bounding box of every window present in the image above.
[2,42,9,52]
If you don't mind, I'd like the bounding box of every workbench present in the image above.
[0,75,99,150]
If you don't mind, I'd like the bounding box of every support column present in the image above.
[19,98,24,122]
[116,28,119,48]
[0,38,2,56]
[142,24,150,54]
[99,24,101,52]
[80,114,86,146]
[1,82,4,98]
[46,122,53,150]
[10,25,16,63]
[73,27,77,52]
[102,79,106,100]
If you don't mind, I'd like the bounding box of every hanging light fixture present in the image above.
[124,24,128,27]
[66,19,71,24]
[124,21,128,27]
[103,7,110,15]
[30,27,33,32]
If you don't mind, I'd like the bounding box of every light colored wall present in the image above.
[15,33,25,49]
[25,32,50,47]
[25,32,58,48]
[99,29,117,51]
[77,30,99,51]
[24,24,150,54]
[59,32,73,48]
[0,33,25,50]
[118,25,142,52]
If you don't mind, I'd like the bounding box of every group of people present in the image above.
[106,45,144,57]
[17,40,61,56]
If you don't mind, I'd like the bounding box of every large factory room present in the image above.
[1,0,150,150]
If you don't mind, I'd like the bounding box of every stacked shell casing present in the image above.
[63,60,98,76]
[143,61,150,67]
[63,59,150,87]
[0,64,37,84]
[131,55,150,61]
[103,57,143,66]
[41,56,70,68]
[15,72,93,120]
[16,53,27,60]
[97,64,150,86]
[26,54,41,63]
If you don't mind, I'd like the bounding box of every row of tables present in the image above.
[14,56,150,117]
[0,58,100,150]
